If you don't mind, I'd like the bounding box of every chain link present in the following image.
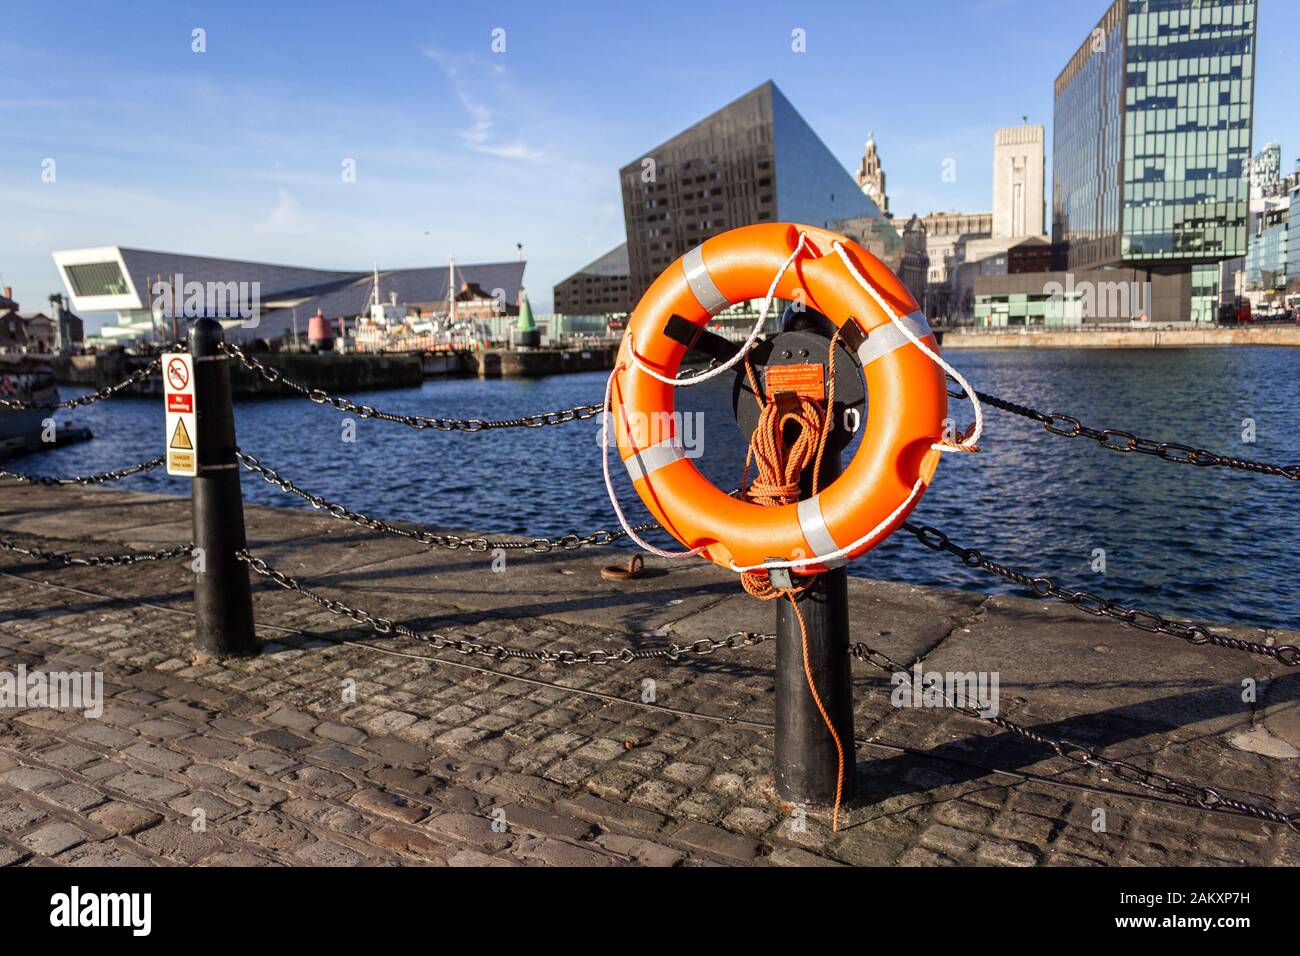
[950,379,1300,480]
[0,359,162,411]
[237,549,767,664]
[234,450,657,552]
[846,640,1298,831]
[0,537,192,567]
[220,341,605,432]
[899,520,1299,666]
[0,456,166,487]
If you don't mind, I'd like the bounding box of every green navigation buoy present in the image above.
[517,295,536,333]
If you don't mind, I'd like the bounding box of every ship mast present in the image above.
[447,255,457,324]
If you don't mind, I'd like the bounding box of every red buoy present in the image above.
[307,309,334,351]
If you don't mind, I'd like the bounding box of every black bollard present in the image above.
[773,436,857,809]
[189,319,256,658]
[728,309,861,811]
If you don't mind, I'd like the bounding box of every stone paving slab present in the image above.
[0,483,1297,867]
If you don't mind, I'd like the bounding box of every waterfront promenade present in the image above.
[1,482,1296,866]
[942,324,1300,349]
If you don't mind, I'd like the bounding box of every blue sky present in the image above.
[2,0,1297,327]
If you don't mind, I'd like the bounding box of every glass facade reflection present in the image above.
[1054,0,1257,273]
[1124,0,1255,262]
[1244,205,1289,291]
[619,82,884,302]
[1053,0,1125,269]
[1289,187,1300,295]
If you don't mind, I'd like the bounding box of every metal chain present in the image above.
[234,450,658,552]
[846,640,1299,831]
[0,537,192,567]
[220,341,605,432]
[0,359,162,411]
[950,379,1300,480]
[237,549,767,665]
[0,456,166,487]
[899,520,1299,666]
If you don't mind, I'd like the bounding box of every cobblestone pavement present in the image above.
[0,484,1296,866]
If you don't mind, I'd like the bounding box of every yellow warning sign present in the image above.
[169,450,195,472]
[170,418,193,450]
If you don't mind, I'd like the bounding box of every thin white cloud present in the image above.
[253,189,300,235]
[422,46,545,162]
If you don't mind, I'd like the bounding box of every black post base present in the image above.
[774,567,857,809]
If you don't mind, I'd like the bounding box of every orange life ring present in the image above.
[610,222,948,575]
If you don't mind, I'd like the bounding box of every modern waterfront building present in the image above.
[618,81,893,301]
[1250,141,1281,198]
[1243,198,1288,304]
[51,246,524,345]
[1236,146,1300,311]
[1289,183,1300,299]
[1051,0,1256,325]
[978,0,1260,329]
[974,266,1198,327]
[552,243,633,316]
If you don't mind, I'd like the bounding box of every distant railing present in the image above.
[936,317,1299,335]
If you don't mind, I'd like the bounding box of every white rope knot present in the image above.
[830,240,983,454]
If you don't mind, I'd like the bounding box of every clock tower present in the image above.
[855,132,890,216]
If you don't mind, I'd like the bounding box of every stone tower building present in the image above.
[855,133,890,217]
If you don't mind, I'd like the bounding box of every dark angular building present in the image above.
[553,242,633,315]
[1052,0,1257,322]
[618,81,891,302]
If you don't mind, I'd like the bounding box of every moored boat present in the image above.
[0,355,91,460]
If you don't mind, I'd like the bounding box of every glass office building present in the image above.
[1244,204,1289,292]
[619,81,888,302]
[1053,0,1126,269]
[1054,0,1257,284]
[1289,186,1300,297]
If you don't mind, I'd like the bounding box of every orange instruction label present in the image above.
[764,363,825,402]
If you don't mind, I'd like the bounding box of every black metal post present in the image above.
[774,454,857,809]
[189,318,256,657]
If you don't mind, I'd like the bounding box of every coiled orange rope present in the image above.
[739,331,847,831]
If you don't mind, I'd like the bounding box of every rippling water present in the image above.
[12,346,1298,629]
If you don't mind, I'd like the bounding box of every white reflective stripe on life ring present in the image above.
[681,245,730,316]
[855,310,932,367]
[624,436,685,483]
[796,494,847,569]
